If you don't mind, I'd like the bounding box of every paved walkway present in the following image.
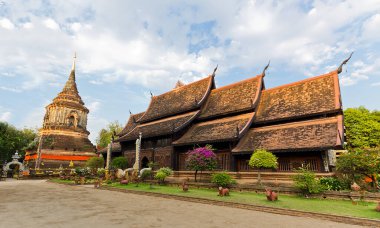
[0,179,362,228]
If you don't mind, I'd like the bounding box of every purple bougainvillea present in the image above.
[185,146,217,182]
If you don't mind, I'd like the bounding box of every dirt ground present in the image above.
[0,179,362,228]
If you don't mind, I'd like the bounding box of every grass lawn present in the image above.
[50,179,379,220]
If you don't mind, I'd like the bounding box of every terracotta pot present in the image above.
[351,182,361,191]
[120,180,129,185]
[376,202,380,212]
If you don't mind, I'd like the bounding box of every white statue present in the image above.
[133,132,142,171]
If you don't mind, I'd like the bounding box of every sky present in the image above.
[0,0,380,143]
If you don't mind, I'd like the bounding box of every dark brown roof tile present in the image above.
[232,115,344,153]
[199,75,263,119]
[138,76,214,123]
[173,112,255,145]
[255,71,341,123]
[118,110,199,142]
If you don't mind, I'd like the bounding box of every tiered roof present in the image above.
[117,75,215,142]
[118,66,344,153]
[117,112,145,137]
[198,75,263,119]
[173,74,263,145]
[118,111,199,141]
[255,71,341,124]
[232,115,344,153]
[173,112,254,145]
[138,76,214,123]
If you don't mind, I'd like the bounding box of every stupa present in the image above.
[25,54,96,168]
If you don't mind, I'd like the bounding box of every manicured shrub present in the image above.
[186,145,217,182]
[293,168,323,195]
[111,157,128,170]
[140,169,152,181]
[154,167,173,184]
[319,177,348,191]
[211,172,236,188]
[249,149,278,184]
[86,157,105,169]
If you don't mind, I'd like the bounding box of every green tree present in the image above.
[111,157,128,169]
[336,148,380,190]
[96,121,123,148]
[344,107,380,148]
[249,149,278,185]
[0,122,37,164]
[86,157,105,169]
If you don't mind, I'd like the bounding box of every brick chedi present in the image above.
[25,55,96,168]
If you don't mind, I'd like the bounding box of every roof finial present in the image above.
[150,91,153,97]
[262,60,270,77]
[72,52,76,71]
[236,125,240,137]
[212,64,218,77]
[129,110,132,115]
[337,52,353,74]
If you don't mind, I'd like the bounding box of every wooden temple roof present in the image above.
[255,71,341,124]
[173,112,254,145]
[232,115,344,153]
[198,75,263,120]
[117,112,145,137]
[137,75,214,123]
[118,110,200,142]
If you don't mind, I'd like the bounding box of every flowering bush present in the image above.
[97,168,106,178]
[186,145,217,182]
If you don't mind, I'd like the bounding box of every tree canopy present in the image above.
[344,107,380,149]
[96,121,123,148]
[0,121,37,164]
[249,149,278,184]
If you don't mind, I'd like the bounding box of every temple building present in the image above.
[25,55,96,168]
[110,61,347,173]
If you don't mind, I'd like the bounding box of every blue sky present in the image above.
[0,0,380,143]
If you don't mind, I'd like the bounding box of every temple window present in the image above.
[68,116,75,126]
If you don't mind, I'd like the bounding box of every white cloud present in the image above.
[22,22,34,29]
[371,82,380,87]
[87,101,101,113]
[0,18,15,30]
[340,59,380,86]
[362,13,380,41]
[43,18,59,30]
[0,86,22,93]
[0,111,12,122]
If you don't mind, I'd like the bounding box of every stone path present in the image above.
[0,180,363,228]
